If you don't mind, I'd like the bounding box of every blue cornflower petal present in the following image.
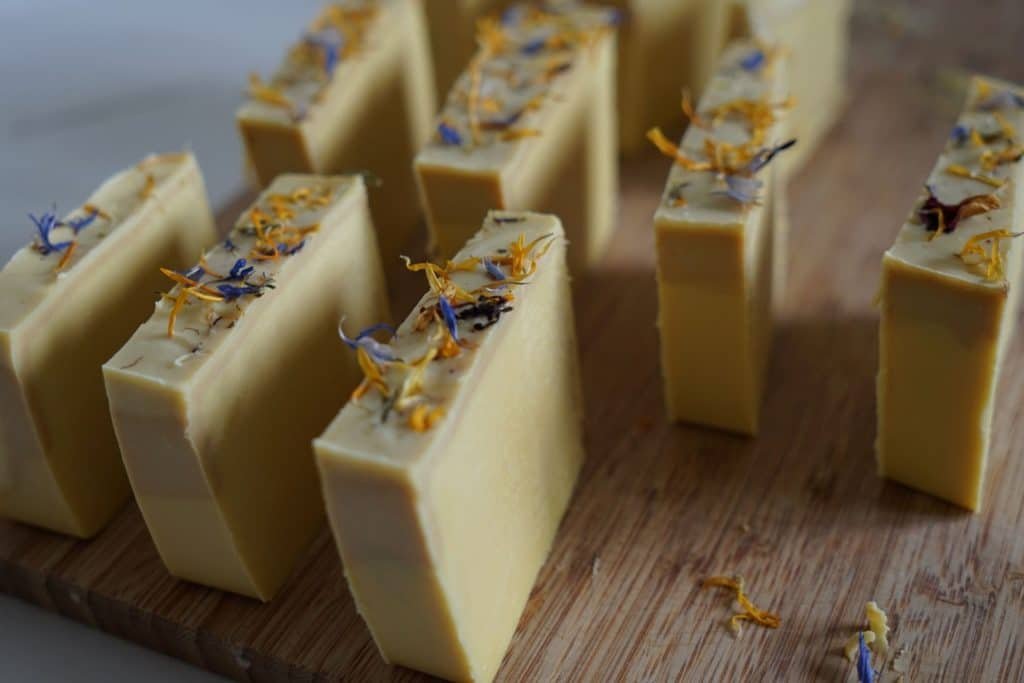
[717,174,763,205]
[438,295,459,342]
[181,265,205,281]
[746,139,798,174]
[29,207,71,254]
[740,50,765,72]
[217,282,270,301]
[66,207,99,234]
[438,122,462,146]
[521,37,547,55]
[856,633,874,683]
[229,258,254,280]
[501,6,525,26]
[950,124,971,145]
[305,29,344,75]
[482,258,505,281]
[339,318,398,362]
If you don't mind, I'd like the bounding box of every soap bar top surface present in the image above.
[237,1,395,126]
[107,174,364,388]
[885,76,1024,290]
[417,2,618,172]
[652,41,792,229]
[0,152,197,333]
[322,211,562,465]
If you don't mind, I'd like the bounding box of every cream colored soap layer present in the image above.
[876,77,1024,511]
[416,5,618,272]
[104,175,389,600]
[236,0,435,263]
[730,0,852,174]
[0,153,215,538]
[654,41,789,435]
[316,212,583,682]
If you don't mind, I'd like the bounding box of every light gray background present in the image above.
[0,1,324,680]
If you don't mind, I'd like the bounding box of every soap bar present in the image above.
[651,41,793,435]
[0,153,216,538]
[236,1,435,262]
[422,0,729,153]
[315,211,583,682]
[415,3,618,272]
[729,0,852,174]
[876,76,1024,511]
[104,175,389,599]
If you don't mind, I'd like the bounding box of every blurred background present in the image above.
[0,0,322,260]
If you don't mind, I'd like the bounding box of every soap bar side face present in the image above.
[877,261,1006,510]
[422,231,583,682]
[0,155,216,537]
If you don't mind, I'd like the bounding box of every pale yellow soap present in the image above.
[0,152,215,538]
[416,3,618,272]
[422,0,729,153]
[876,76,1024,511]
[104,175,389,600]
[729,0,852,174]
[652,41,792,435]
[236,0,435,262]
[315,211,583,682]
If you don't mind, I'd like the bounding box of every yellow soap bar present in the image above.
[729,0,852,174]
[104,175,389,599]
[415,3,619,272]
[0,152,216,538]
[236,1,436,263]
[653,41,792,435]
[315,211,583,682]
[422,0,730,153]
[876,76,1024,511]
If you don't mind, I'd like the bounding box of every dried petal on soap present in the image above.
[339,319,398,363]
[917,186,1001,234]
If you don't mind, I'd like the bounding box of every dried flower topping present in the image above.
[916,186,1001,236]
[650,44,793,211]
[976,88,1024,112]
[246,2,379,121]
[958,228,1022,281]
[703,575,781,637]
[158,185,331,338]
[345,228,552,432]
[28,202,109,272]
[431,4,618,149]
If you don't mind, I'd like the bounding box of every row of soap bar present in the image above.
[0,148,577,681]
[648,37,1024,513]
[237,0,852,275]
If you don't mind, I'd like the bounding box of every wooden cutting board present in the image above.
[2,2,1023,680]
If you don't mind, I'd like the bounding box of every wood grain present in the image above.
[3,1,1024,680]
